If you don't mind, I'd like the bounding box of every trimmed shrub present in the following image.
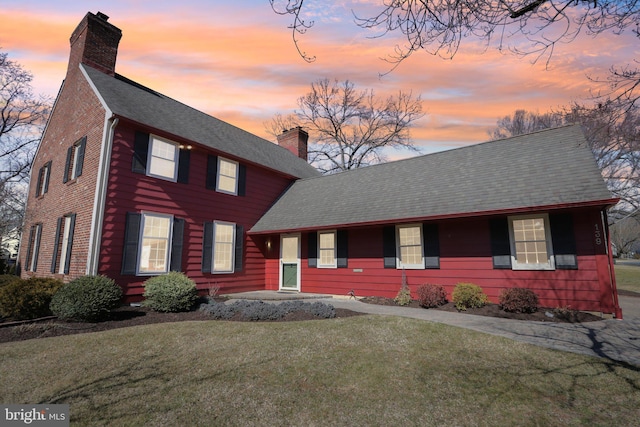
[0,274,21,287]
[0,277,64,320]
[452,282,489,311]
[417,283,447,308]
[143,272,198,312]
[199,299,336,321]
[50,275,122,322]
[499,288,539,313]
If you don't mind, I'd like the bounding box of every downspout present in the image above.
[86,115,119,275]
[601,209,623,319]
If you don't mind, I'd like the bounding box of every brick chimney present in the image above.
[277,127,309,161]
[67,11,122,76]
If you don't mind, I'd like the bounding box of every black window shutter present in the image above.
[234,225,244,272]
[206,155,218,190]
[308,232,318,268]
[383,226,396,268]
[43,161,51,194]
[51,217,63,273]
[550,213,578,269]
[121,213,141,275]
[238,164,247,196]
[132,131,149,174]
[32,225,42,271]
[35,167,43,196]
[337,230,348,268]
[202,221,213,273]
[25,226,34,270]
[489,218,512,269]
[75,136,86,178]
[170,218,185,271]
[63,214,76,274]
[177,150,190,184]
[63,147,72,183]
[423,223,440,269]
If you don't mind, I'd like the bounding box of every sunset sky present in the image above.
[1,0,637,158]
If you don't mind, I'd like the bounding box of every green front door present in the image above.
[280,234,300,290]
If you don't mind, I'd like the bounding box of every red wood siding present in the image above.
[265,208,618,314]
[98,123,294,299]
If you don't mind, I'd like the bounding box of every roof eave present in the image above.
[248,198,620,235]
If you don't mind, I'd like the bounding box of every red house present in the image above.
[20,12,622,318]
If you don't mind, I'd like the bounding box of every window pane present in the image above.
[281,236,298,263]
[218,175,236,193]
[139,215,171,273]
[213,223,235,272]
[151,139,176,160]
[512,217,549,266]
[220,159,237,177]
[319,233,334,248]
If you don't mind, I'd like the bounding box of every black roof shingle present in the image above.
[83,65,319,180]
[250,125,615,233]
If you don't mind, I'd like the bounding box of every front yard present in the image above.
[1,315,638,426]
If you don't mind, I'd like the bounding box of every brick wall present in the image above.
[19,65,107,282]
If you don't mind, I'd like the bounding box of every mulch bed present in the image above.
[0,305,363,344]
[359,296,606,323]
[3,291,636,344]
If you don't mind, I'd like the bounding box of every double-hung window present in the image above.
[213,222,236,273]
[148,136,179,181]
[64,137,86,182]
[397,224,424,269]
[318,231,337,268]
[217,158,239,195]
[51,214,76,274]
[138,213,173,274]
[508,214,554,270]
[25,223,43,272]
[35,162,51,197]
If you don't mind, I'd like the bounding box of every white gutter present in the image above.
[81,64,117,275]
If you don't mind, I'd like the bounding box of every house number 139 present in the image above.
[594,223,602,246]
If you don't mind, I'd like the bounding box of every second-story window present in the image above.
[148,136,179,181]
[35,161,51,197]
[64,137,86,183]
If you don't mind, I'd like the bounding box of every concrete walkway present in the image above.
[226,291,640,367]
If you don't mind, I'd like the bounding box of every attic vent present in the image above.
[96,12,109,21]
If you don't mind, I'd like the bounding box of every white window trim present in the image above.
[37,164,49,197]
[70,143,81,180]
[136,212,174,275]
[212,221,236,273]
[146,135,179,182]
[28,224,42,272]
[396,224,424,270]
[318,230,337,268]
[216,157,239,195]
[508,213,555,271]
[58,216,72,274]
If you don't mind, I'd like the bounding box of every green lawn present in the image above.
[1,316,639,426]
[615,263,640,293]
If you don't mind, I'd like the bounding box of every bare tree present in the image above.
[270,0,639,108]
[0,51,51,238]
[267,78,425,174]
[610,215,640,256]
[489,102,640,219]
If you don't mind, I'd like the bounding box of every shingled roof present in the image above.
[82,65,319,180]
[250,125,616,233]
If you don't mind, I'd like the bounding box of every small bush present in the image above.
[143,272,198,312]
[0,277,64,320]
[50,275,122,322]
[452,283,488,311]
[417,283,448,308]
[499,288,539,313]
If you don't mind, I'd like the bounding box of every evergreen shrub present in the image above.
[143,272,198,312]
[50,275,122,322]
